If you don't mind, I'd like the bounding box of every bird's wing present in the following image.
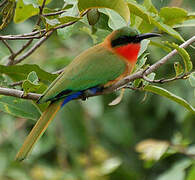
[38,44,126,103]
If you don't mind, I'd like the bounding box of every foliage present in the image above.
[0,0,195,179]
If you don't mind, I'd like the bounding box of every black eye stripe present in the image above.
[111,35,140,47]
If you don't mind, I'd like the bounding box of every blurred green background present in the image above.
[0,0,195,179]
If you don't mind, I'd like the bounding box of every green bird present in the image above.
[15,26,160,161]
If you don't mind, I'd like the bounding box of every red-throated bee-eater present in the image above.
[15,26,160,161]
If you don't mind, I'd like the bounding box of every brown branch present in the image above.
[2,39,15,54]
[0,87,41,100]
[9,81,23,87]
[0,35,194,101]
[43,10,66,17]
[6,39,33,65]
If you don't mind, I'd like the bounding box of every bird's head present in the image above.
[105,26,161,64]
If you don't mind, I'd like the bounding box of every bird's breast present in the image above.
[114,43,140,64]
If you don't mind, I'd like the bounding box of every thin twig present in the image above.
[6,39,33,65]
[2,39,15,54]
[0,0,7,8]
[9,81,23,87]
[13,31,54,65]
[43,10,66,17]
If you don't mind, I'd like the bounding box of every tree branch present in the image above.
[0,36,194,101]
[43,10,66,17]
[0,87,41,100]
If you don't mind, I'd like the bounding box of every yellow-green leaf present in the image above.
[0,64,57,82]
[159,7,187,26]
[14,0,39,23]
[165,42,192,72]
[0,95,41,120]
[78,0,130,22]
[174,62,184,77]
[143,85,195,113]
[143,0,158,14]
[186,166,195,180]
[127,1,184,41]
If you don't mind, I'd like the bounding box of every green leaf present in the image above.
[189,72,195,87]
[143,85,195,113]
[0,64,57,82]
[78,0,130,22]
[174,62,184,77]
[186,166,195,180]
[22,71,47,94]
[43,15,80,30]
[143,73,156,85]
[27,71,39,84]
[138,39,150,58]
[143,0,158,14]
[150,41,172,52]
[99,8,127,30]
[127,1,184,41]
[159,7,188,26]
[157,159,191,180]
[0,0,15,30]
[174,19,195,28]
[14,0,52,23]
[93,12,112,31]
[136,53,149,71]
[0,95,41,120]
[14,0,39,23]
[165,42,193,72]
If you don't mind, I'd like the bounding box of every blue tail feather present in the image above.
[61,87,102,108]
[61,91,82,107]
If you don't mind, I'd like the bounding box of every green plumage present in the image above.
[38,43,126,103]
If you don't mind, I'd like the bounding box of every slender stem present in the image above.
[2,39,15,54]
[43,10,66,17]
[13,31,53,65]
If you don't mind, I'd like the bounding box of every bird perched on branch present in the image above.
[16,26,160,161]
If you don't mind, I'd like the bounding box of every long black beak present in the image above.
[137,33,161,42]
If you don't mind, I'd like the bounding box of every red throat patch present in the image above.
[114,43,140,64]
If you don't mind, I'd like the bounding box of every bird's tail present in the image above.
[15,100,62,161]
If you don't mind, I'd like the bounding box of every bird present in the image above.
[15,26,160,161]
